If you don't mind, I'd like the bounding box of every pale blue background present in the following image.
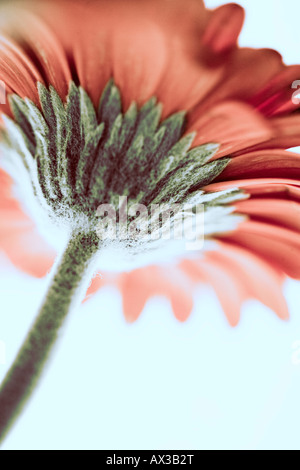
[1,0,300,450]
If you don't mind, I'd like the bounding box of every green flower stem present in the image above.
[0,230,100,443]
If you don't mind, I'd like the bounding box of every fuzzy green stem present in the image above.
[0,230,100,443]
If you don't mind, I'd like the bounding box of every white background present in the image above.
[1,0,300,450]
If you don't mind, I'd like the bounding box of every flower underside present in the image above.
[0,80,247,258]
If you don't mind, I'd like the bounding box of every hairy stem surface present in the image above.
[0,230,100,443]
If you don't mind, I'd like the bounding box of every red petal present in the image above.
[0,35,43,105]
[181,257,244,326]
[216,150,300,181]
[202,3,245,55]
[192,48,283,118]
[119,266,194,323]
[208,243,289,320]
[235,198,300,232]
[251,65,300,116]
[0,170,55,277]
[189,102,273,158]
[221,220,300,279]
[205,178,300,194]
[119,269,154,323]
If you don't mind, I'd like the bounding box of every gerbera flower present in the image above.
[0,0,300,441]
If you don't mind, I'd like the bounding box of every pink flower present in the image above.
[0,0,300,327]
